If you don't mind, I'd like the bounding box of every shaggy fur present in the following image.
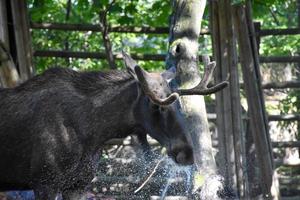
[0,66,193,200]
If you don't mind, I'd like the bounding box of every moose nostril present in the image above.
[175,151,186,164]
[175,150,194,165]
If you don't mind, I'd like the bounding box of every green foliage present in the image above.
[252,0,299,57]
[253,0,298,28]
[28,0,175,72]
[280,91,300,114]
[28,1,298,87]
[260,35,300,56]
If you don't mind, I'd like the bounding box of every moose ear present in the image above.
[134,65,150,85]
[161,66,176,83]
[122,51,138,79]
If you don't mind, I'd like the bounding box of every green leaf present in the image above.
[109,4,123,13]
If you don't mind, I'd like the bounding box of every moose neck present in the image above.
[86,73,141,149]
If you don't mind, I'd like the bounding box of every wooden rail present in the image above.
[272,141,300,148]
[33,50,300,64]
[268,114,300,121]
[207,113,300,122]
[31,22,169,34]
[30,22,299,37]
[30,22,209,35]
[262,81,300,89]
[33,50,166,61]
[282,196,300,200]
[258,28,300,36]
[260,56,300,63]
[240,81,300,89]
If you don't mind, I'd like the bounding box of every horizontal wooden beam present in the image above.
[268,114,300,121]
[30,22,299,38]
[272,141,300,148]
[258,28,300,36]
[30,22,209,35]
[262,81,300,89]
[240,81,300,89]
[34,50,300,65]
[208,113,300,122]
[281,196,300,200]
[279,176,300,185]
[260,56,300,63]
[33,50,166,61]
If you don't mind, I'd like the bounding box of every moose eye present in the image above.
[159,106,166,112]
[151,104,166,113]
[151,104,159,111]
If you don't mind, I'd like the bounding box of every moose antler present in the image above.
[176,55,229,96]
[123,51,227,106]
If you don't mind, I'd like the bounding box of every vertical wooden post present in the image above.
[210,0,248,197]
[10,0,34,81]
[245,2,273,160]
[210,0,226,181]
[296,0,300,152]
[64,0,72,66]
[245,3,281,198]
[254,22,261,51]
[0,0,20,87]
[233,5,279,199]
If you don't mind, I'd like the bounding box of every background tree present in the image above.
[166,0,225,198]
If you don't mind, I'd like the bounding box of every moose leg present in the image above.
[62,190,88,200]
[34,186,60,200]
[136,132,154,161]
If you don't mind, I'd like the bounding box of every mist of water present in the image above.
[159,158,193,199]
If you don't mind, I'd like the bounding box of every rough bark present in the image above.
[0,0,20,87]
[10,0,34,81]
[64,0,72,66]
[100,0,117,69]
[166,0,222,198]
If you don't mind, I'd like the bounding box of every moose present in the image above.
[0,52,227,199]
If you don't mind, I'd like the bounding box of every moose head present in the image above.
[122,52,228,165]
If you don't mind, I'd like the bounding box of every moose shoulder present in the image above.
[0,52,227,199]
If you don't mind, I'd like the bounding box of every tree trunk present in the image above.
[166,0,223,198]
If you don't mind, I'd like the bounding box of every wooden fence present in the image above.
[30,22,300,116]
[30,22,300,64]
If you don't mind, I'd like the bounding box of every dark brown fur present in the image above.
[0,65,193,199]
